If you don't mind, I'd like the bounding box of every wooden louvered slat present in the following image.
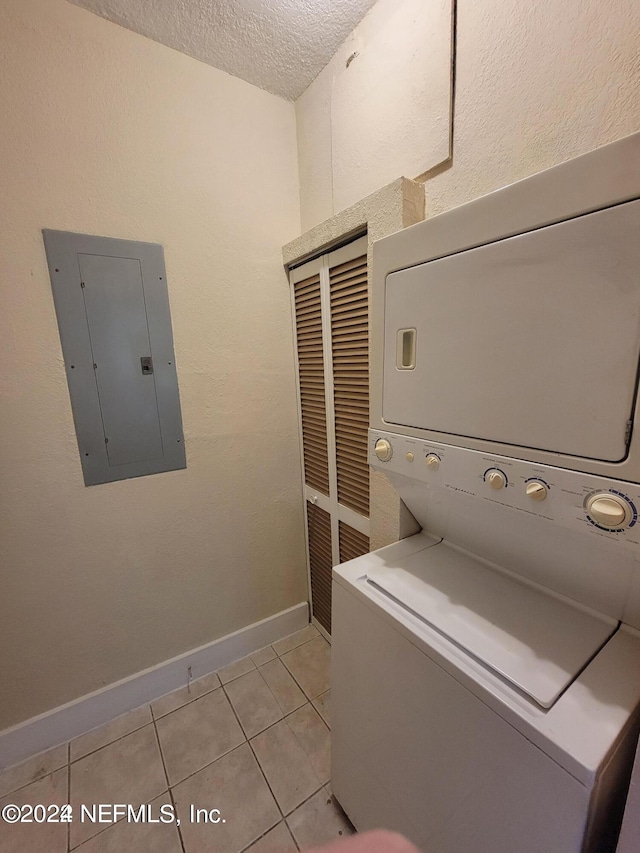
[295,320,323,333]
[334,454,368,475]
[332,335,369,347]
[332,308,368,325]
[331,290,368,308]
[339,521,370,563]
[303,409,324,429]
[330,256,368,277]
[294,274,329,496]
[335,439,368,455]
[307,502,333,633]
[294,276,321,291]
[338,491,368,517]
[296,288,322,301]
[334,389,367,399]
[331,271,368,290]
[330,253,369,518]
[333,389,368,401]
[334,455,368,475]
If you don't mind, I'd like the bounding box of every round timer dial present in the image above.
[585,493,633,530]
[525,481,548,501]
[374,439,393,462]
[486,469,506,490]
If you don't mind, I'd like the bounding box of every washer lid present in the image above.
[366,542,618,709]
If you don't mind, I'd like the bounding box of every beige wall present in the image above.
[427,0,640,215]
[296,0,639,230]
[0,0,305,730]
[296,0,453,232]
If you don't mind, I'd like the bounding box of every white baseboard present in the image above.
[0,601,309,770]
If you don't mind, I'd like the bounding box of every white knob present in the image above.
[425,454,440,470]
[586,493,630,529]
[374,439,393,462]
[525,481,548,501]
[487,470,506,490]
[405,452,414,462]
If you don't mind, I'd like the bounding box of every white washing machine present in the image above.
[331,133,640,853]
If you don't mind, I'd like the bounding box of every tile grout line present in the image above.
[284,780,326,818]
[221,680,286,846]
[68,716,152,765]
[221,679,281,818]
[150,679,221,721]
[256,661,306,718]
[147,648,306,795]
[277,648,327,708]
[237,819,298,853]
[254,664,290,720]
[217,658,257,688]
[273,633,332,847]
[67,805,128,851]
[225,667,285,740]
[154,679,253,791]
[273,630,322,660]
[239,702,326,818]
[241,637,331,810]
[283,783,339,850]
[67,708,166,852]
[232,662,329,769]
[0,753,70,801]
[151,706,186,853]
[148,676,317,825]
[66,675,222,767]
[157,732,250,791]
[281,709,329,788]
[285,784,355,845]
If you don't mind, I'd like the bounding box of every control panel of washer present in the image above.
[370,429,640,548]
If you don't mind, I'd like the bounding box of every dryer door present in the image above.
[382,200,640,462]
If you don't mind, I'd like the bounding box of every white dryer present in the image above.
[331,133,640,853]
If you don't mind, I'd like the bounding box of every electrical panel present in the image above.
[43,230,186,486]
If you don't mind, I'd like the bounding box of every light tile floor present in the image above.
[0,625,353,853]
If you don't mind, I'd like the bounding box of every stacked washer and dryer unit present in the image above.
[331,133,640,853]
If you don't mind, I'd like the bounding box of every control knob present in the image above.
[525,481,548,501]
[374,439,393,462]
[486,470,506,490]
[586,492,632,529]
[425,454,440,470]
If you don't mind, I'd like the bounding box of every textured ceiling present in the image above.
[68,0,379,100]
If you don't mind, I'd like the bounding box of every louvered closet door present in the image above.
[307,503,333,633]
[330,251,369,518]
[293,270,330,495]
[290,236,371,637]
[338,521,370,564]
